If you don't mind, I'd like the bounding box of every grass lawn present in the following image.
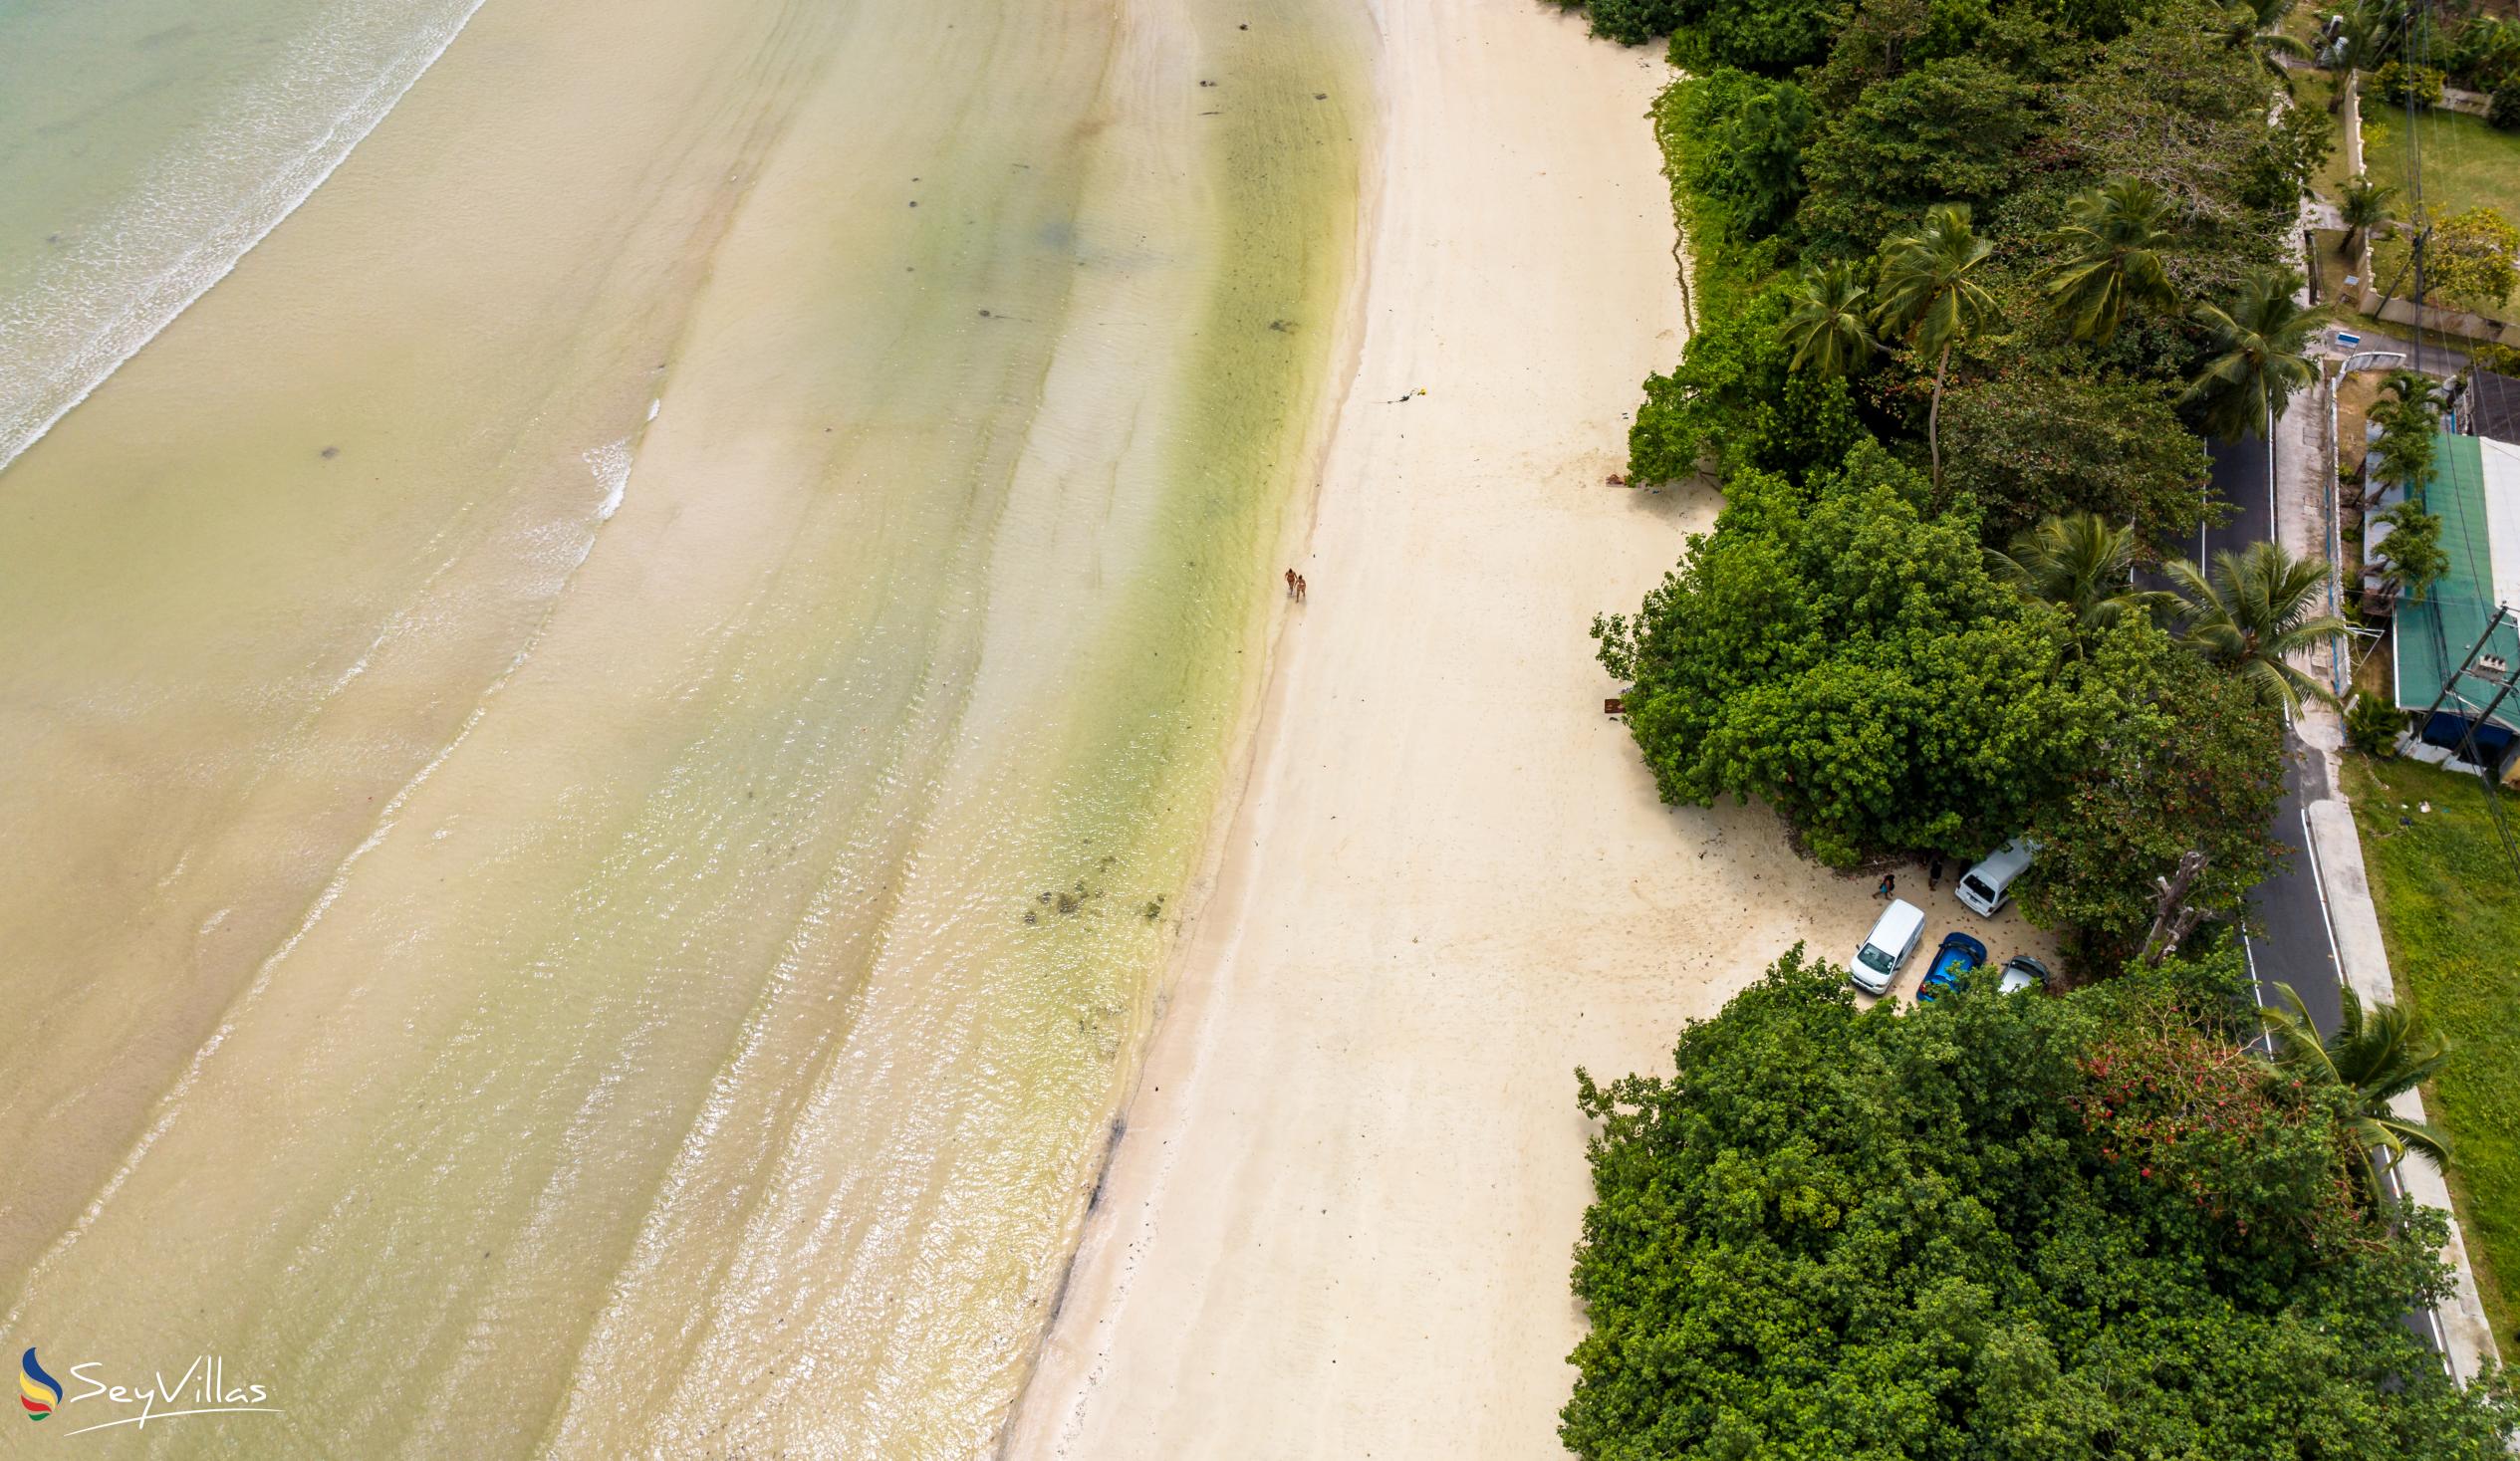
[2303,72,2362,204]
[2360,102,2520,227]
[2309,225,2357,307]
[2344,752,2520,1349]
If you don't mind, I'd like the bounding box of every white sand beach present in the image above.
[1000,0,2034,1454]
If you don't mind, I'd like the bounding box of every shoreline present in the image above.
[999,0,1953,1450]
[1001,18,1393,1438]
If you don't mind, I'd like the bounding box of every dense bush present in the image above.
[1938,372,2213,547]
[1563,950,2520,1459]
[1627,285,1868,484]
[2017,626,2288,967]
[1661,0,1841,76]
[1595,443,2101,866]
[1663,68,1814,245]
[2493,82,2520,131]
[2347,692,2407,756]
[1794,56,2033,257]
[1556,0,1679,48]
[2374,60,2448,109]
[2428,207,2520,317]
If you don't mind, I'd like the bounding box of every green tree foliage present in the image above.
[2370,370,2444,491]
[2244,98,2335,212]
[1796,57,2033,257]
[2427,208,2520,318]
[2338,173,2397,258]
[2373,501,2450,604]
[1806,0,2009,107]
[2346,691,2406,755]
[2450,14,2520,91]
[1628,286,1868,483]
[2493,81,2520,131]
[2374,60,2448,109]
[2181,267,2323,438]
[1593,443,2093,865]
[1661,0,1840,75]
[2262,983,2454,1201]
[2166,539,2350,709]
[1556,0,1680,48]
[1563,951,2520,1460]
[1662,69,1814,244]
[2016,621,2287,968]
[1779,261,1879,376]
[2048,3,2295,293]
[2330,0,2405,74]
[2043,178,2179,343]
[2214,0,2310,90]
[1874,203,2001,483]
[1987,512,2180,648]
[1939,372,2214,546]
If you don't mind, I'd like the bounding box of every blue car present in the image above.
[1916,930,1988,1002]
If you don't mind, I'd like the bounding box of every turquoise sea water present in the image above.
[0,0,486,468]
[0,0,1362,1453]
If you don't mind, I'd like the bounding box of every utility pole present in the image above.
[2417,604,2513,732]
[2444,603,2520,773]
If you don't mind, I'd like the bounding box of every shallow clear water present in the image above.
[0,0,1363,1453]
[0,0,489,469]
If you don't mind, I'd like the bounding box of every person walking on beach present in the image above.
[1294,574,1307,604]
[1284,568,1298,598]
[1875,872,1895,901]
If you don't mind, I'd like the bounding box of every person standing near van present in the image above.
[1875,873,1895,901]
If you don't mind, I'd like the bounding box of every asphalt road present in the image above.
[2203,435,2346,1040]
[2206,436,2449,1359]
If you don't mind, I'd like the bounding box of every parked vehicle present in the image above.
[1997,955,2050,995]
[1916,930,1988,1002]
[1955,838,2038,917]
[1850,898,1926,995]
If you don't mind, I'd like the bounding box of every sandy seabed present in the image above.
[995,0,2026,1454]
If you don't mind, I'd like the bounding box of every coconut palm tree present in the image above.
[2212,0,2311,89]
[2372,368,2444,435]
[1873,204,1999,486]
[2369,370,2445,492]
[1987,513,2179,651]
[2043,179,2178,344]
[1779,261,1879,378]
[2371,500,2449,605]
[2180,268,2324,440]
[2262,982,2451,1204]
[2330,0,2403,76]
[2164,540,2349,709]
[2337,174,2395,261]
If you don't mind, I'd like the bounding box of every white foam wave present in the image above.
[585,436,633,523]
[0,0,492,475]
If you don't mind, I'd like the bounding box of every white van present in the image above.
[1956,838,2038,918]
[1850,897,1925,995]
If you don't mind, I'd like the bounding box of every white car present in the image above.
[1997,955,2050,994]
[1955,838,2038,918]
[1850,898,1925,995]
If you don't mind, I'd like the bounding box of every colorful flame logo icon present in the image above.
[20,1348,62,1420]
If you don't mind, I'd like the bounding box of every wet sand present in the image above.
[0,0,1365,1453]
[1001,1,2024,1454]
